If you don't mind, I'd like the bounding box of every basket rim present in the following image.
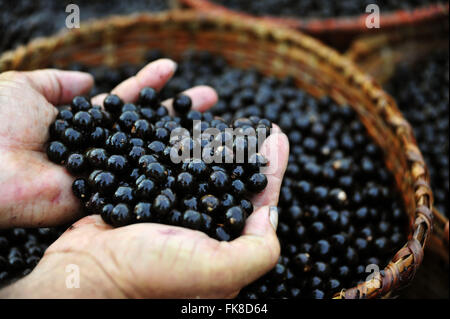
[180,0,450,33]
[346,31,449,253]
[0,10,435,299]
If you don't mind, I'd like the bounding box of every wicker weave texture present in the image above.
[0,10,435,299]
[180,0,449,33]
[346,27,449,262]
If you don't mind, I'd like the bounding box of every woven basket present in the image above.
[346,29,449,265]
[179,0,449,49]
[0,10,434,299]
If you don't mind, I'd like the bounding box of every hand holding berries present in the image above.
[0,68,93,228]
[47,84,277,241]
[0,59,289,299]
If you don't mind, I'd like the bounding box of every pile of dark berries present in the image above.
[237,100,408,298]
[0,227,65,287]
[0,0,169,53]
[46,88,272,241]
[158,52,409,298]
[387,51,449,217]
[1,51,409,297]
[211,0,445,18]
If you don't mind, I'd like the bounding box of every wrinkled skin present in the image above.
[0,59,289,298]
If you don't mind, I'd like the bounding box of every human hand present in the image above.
[0,59,289,298]
[0,59,210,228]
[0,68,93,227]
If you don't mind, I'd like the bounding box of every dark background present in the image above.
[0,0,170,53]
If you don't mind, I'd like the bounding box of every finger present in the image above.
[270,123,282,134]
[0,151,82,228]
[90,93,108,107]
[252,129,290,208]
[0,70,92,151]
[1,69,93,105]
[214,206,280,290]
[91,59,177,106]
[162,85,218,115]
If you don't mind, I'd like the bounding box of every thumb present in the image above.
[215,205,280,290]
[2,69,93,105]
[211,127,288,290]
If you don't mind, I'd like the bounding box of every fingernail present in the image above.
[269,206,278,231]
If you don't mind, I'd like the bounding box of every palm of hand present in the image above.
[0,71,88,227]
[46,128,287,298]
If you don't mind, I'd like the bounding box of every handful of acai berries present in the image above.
[46,87,273,241]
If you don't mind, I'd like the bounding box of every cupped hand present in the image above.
[0,68,92,227]
[0,59,213,228]
[0,59,289,298]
